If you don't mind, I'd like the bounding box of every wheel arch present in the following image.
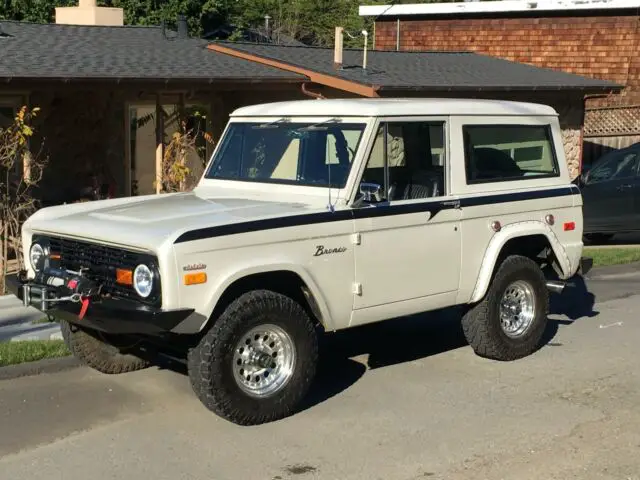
[200,265,333,333]
[469,221,572,304]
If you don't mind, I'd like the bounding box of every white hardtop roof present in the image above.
[230,98,558,118]
[359,0,640,17]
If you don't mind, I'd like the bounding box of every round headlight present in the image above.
[133,264,154,298]
[29,243,46,271]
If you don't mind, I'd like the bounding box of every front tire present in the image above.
[461,255,549,361]
[188,290,318,426]
[60,320,150,374]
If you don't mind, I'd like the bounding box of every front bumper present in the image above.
[5,274,198,336]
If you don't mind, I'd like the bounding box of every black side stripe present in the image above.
[174,186,579,244]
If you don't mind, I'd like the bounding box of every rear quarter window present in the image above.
[463,124,560,184]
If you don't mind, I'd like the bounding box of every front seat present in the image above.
[402,167,444,200]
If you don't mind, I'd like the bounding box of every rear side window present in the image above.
[463,125,559,184]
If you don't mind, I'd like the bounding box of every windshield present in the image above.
[204,120,367,188]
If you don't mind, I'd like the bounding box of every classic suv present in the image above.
[578,142,640,243]
[7,98,590,426]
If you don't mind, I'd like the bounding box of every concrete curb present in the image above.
[0,356,82,381]
[586,261,640,280]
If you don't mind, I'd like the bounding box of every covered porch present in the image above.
[0,80,324,206]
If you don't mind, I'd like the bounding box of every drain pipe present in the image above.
[302,82,325,99]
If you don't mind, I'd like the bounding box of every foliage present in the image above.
[134,105,213,193]
[0,0,463,47]
[0,106,47,291]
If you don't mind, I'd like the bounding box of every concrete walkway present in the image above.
[0,295,62,342]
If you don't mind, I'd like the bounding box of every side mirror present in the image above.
[359,182,383,203]
[580,170,591,186]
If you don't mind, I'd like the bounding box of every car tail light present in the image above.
[563,222,576,231]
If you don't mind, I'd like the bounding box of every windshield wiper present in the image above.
[251,118,291,129]
[296,118,343,132]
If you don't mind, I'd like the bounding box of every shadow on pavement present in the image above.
[550,274,599,321]
[303,275,601,410]
[144,275,601,414]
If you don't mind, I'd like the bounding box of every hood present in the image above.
[24,191,320,252]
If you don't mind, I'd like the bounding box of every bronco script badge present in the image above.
[313,245,347,257]
[183,263,207,271]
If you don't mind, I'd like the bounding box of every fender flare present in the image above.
[199,262,335,332]
[469,221,573,304]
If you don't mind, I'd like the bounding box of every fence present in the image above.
[582,104,640,167]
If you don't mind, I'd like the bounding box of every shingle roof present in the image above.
[0,21,305,82]
[211,41,622,91]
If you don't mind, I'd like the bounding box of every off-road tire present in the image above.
[60,320,150,374]
[187,289,318,426]
[461,255,549,361]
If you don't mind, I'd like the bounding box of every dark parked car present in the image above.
[577,142,640,243]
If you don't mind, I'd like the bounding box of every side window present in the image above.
[586,150,639,184]
[463,124,559,184]
[360,121,446,201]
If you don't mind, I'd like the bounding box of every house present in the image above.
[359,0,640,166]
[0,0,619,206]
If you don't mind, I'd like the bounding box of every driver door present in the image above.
[350,119,462,327]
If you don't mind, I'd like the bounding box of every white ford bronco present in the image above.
[8,98,591,425]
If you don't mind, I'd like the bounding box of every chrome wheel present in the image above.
[499,280,536,338]
[232,324,296,398]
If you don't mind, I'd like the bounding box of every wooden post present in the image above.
[22,151,32,184]
[155,94,164,194]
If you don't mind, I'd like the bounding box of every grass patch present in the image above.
[0,340,70,368]
[31,316,54,325]
[584,247,640,267]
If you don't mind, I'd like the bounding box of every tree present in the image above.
[0,0,469,46]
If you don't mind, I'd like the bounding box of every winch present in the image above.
[20,268,101,315]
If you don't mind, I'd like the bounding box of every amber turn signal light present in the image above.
[116,268,133,286]
[184,272,207,286]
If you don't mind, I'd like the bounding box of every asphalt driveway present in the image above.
[0,270,639,479]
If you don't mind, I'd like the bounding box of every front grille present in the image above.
[38,235,159,305]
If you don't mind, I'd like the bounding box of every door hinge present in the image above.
[352,282,362,295]
[351,232,361,245]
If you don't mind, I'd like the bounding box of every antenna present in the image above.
[343,28,370,72]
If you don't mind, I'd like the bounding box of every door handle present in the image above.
[616,184,633,191]
[442,199,461,209]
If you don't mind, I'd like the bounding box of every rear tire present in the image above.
[187,289,318,426]
[461,255,549,361]
[60,320,150,374]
